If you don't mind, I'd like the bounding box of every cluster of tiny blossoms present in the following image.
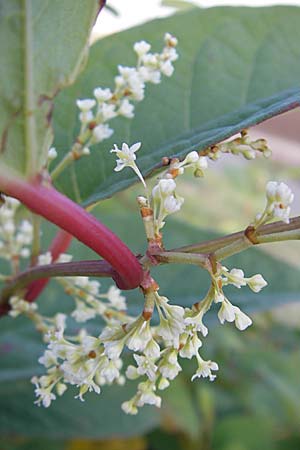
[3,29,296,416]
[0,196,33,271]
[205,130,272,161]
[25,259,268,413]
[254,181,294,226]
[26,137,293,414]
[56,33,178,161]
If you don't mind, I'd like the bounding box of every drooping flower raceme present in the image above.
[66,33,178,161]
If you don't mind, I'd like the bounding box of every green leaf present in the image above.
[0,0,99,177]
[52,6,300,204]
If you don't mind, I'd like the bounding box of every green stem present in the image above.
[154,251,210,269]
[257,229,300,244]
[171,217,300,254]
[214,237,252,260]
[50,151,74,180]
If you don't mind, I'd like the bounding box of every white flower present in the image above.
[111,142,146,187]
[71,302,96,323]
[101,360,121,383]
[184,151,199,164]
[136,381,161,408]
[31,376,57,408]
[138,66,161,84]
[83,147,91,156]
[93,87,112,102]
[79,110,93,124]
[38,350,57,368]
[164,32,178,47]
[103,339,125,360]
[152,179,176,199]
[37,252,52,266]
[196,156,208,170]
[144,339,161,359]
[134,40,151,56]
[163,195,184,214]
[121,399,138,415]
[92,123,113,143]
[118,99,134,118]
[218,300,235,324]
[57,253,73,263]
[225,268,247,288]
[134,354,158,381]
[48,147,57,160]
[158,377,170,390]
[76,99,96,111]
[266,181,294,223]
[126,319,152,352]
[74,276,89,288]
[9,296,37,317]
[100,103,117,121]
[159,351,182,380]
[218,300,252,331]
[184,311,208,337]
[156,297,185,347]
[106,286,126,310]
[56,383,67,396]
[111,142,140,170]
[247,274,268,293]
[234,307,252,331]
[117,66,145,100]
[125,365,139,380]
[179,333,202,359]
[160,60,174,77]
[192,358,219,382]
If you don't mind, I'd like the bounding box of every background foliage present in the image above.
[0,2,300,449]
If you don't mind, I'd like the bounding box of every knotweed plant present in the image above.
[0,33,299,416]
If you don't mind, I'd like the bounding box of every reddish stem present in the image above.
[25,230,73,301]
[0,175,143,290]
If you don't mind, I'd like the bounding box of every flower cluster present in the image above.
[0,196,33,266]
[110,143,209,236]
[205,130,272,161]
[58,275,127,323]
[71,33,178,160]
[212,266,268,330]
[2,25,297,420]
[30,259,268,413]
[254,181,294,227]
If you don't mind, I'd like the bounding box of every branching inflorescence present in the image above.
[1,34,299,415]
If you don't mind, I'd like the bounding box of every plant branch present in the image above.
[171,217,300,254]
[0,173,143,290]
[0,259,115,308]
[153,251,210,269]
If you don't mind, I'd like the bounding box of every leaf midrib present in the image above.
[23,0,37,177]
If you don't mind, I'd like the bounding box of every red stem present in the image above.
[25,230,73,301]
[0,175,143,290]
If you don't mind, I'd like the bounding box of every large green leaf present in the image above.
[53,6,300,204]
[0,0,99,177]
